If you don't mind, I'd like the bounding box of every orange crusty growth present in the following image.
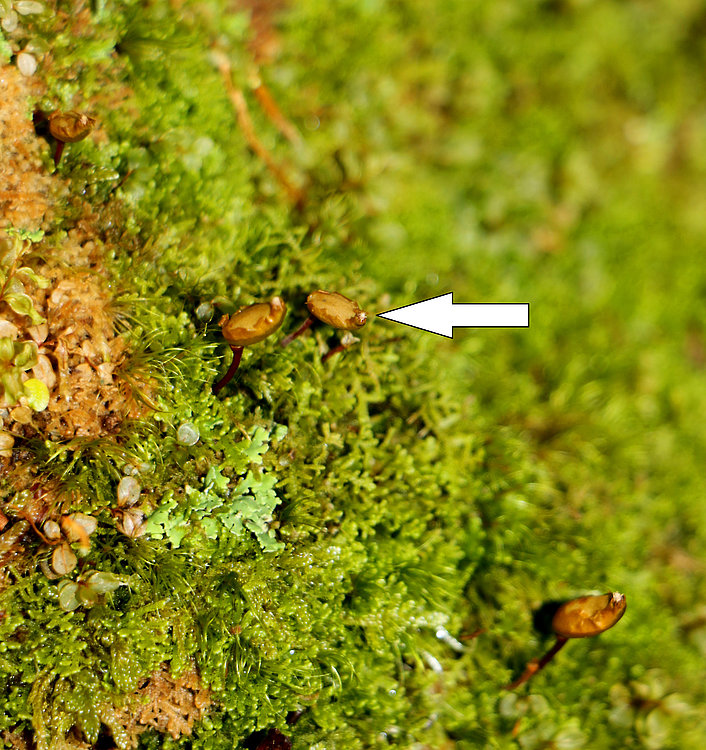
[219,296,286,347]
[551,591,627,639]
[306,290,367,330]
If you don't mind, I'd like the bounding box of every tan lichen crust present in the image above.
[0,230,142,443]
[220,295,286,346]
[0,66,57,232]
[552,592,627,639]
[0,56,148,596]
[306,290,368,330]
[37,263,132,438]
[113,663,212,747]
[0,70,144,449]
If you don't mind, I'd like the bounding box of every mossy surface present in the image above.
[1,0,705,748]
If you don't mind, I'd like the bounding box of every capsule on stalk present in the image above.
[47,110,96,165]
[551,591,627,639]
[280,290,368,360]
[505,592,627,690]
[213,296,286,395]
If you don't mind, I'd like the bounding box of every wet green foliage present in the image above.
[143,428,288,552]
[1,0,705,748]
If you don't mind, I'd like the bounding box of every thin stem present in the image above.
[250,69,303,147]
[53,140,66,166]
[215,51,305,208]
[322,342,347,363]
[280,315,315,347]
[504,637,569,690]
[212,346,244,395]
[460,628,486,641]
[322,332,361,362]
[21,513,57,546]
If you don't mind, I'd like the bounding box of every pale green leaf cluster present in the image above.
[143,426,286,552]
[0,336,38,405]
[0,230,49,326]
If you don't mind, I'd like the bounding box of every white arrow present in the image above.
[376,292,529,338]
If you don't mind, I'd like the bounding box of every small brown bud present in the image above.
[220,296,286,347]
[551,592,627,639]
[51,542,77,576]
[43,519,61,541]
[117,476,141,507]
[117,507,146,538]
[306,290,368,330]
[48,111,96,143]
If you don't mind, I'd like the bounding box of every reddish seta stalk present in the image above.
[53,141,65,166]
[280,315,315,347]
[322,342,347,362]
[212,346,243,394]
[504,637,568,690]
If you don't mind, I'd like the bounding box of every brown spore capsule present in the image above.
[504,591,628,690]
[213,297,286,395]
[551,591,627,639]
[220,296,286,347]
[48,111,97,143]
[306,290,367,330]
[46,110,97,165]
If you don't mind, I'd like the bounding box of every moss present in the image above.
[1,0,705,748]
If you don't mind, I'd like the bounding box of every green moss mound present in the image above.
[1,0,705,748]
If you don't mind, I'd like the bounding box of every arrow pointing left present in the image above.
[376,292,529,338]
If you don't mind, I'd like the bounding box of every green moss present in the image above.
[1,0,705,747]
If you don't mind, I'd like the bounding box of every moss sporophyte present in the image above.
[280,290,368,360]
[33,109,96,165]
[212,296,286,394]
[114,476,146,538]
[213,292,367,392]
[505,592,627,690]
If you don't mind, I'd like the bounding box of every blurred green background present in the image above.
[276,1,706,745]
